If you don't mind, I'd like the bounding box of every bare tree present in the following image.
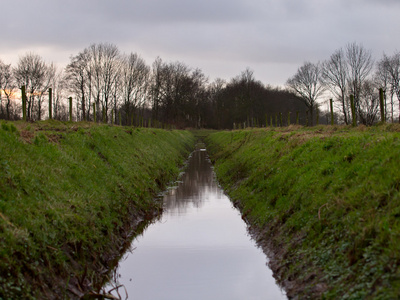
[99,44,120,122]
[65,49,92,121]
[13,53,54,120]
[83,43,121,122]
[345,42,374,122]
[150,57,164,122]
[322,49,349,124]
[379,52,400,122]
[67,43,121,123]
[358,80,380,125]
[0,60,17,120]
[375,56,393,122]
[286,61,325,125]
[149,59,208,127]
[190,68,208,128]
[208,78,226,129]
[50,69,68,121]
[37,63,56,120]
[120,53,149,125]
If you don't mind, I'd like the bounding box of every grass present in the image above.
[0,120,195,299]
[206,124,400,299]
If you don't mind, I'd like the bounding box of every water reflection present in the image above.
[107,148,286,300]
[163,149,218,214]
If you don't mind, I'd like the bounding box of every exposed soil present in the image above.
[20,130,34,143]
[40,202,163,299]
[233,199,329,299]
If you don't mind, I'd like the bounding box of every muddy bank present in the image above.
[39,204,160,299]
[234,198,327,299]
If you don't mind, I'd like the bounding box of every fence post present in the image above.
[48,88,52,120]
[379,88,385,123]
[330,99,334,125]
[350,95,356,127]
[21,86,27,121]
[69,97,73,122]
[93,103,96,123]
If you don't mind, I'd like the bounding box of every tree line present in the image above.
[1,42,398,128]
[287,42,400,126]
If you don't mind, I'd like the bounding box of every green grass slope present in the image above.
[0,120,194,299]
[206,125,400,299]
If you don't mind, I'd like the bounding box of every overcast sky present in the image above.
[1,0,399,86]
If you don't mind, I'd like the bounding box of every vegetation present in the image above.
[2,42,399,129]
[0,120,194,298]
[206,125,400,299]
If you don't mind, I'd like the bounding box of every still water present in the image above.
[108,148,286,299]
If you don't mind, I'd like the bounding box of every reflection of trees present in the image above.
[163,150,219,214]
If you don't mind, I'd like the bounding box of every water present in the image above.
[107,148,286,299]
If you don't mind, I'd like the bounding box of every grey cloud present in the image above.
[1,0,400,85]
[79,0,253,24]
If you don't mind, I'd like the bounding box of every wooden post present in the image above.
[350,95,356,127]
[48,88,52,120]
[21,86,27,121]
[69,97,73,122]
[379,88,385,123]
[93,103,96,123]
[330,99,334,125]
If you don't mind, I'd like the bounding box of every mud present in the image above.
[233,199,329,299]
[41,203,163,299]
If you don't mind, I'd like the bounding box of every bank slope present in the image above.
[206,125,400,299]
[0,121,194,299]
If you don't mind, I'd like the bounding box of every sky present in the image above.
[1,0,399,86]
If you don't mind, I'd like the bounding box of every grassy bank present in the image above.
[206,125,400,299]
[0,120,194,299]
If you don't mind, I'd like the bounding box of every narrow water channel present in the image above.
[107,147,286,299]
